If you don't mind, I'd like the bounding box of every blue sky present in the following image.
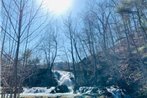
[72,0,86,16]
[35,0,87,17]
[33,0,90,62]
[1,0,93,62]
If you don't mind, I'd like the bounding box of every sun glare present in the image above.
[39,0,73,15]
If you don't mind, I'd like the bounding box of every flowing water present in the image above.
[53,70,75,87]
[2,70,130,98]
[20,70,78,97]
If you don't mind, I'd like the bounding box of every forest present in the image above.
[1,0,147,98]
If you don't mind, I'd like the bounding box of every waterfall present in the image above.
[22,70,75,94]
[106,86,131,98]
[21,70,130,98]
[53,70,75,87]
[106,86,122,98]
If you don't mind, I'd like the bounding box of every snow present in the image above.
[21,87,81,97]
[20,93,81,97]
[22,87,55,94]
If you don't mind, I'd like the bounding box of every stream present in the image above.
[20,70,131,98]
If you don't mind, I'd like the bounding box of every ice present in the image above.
[22,87,56,94]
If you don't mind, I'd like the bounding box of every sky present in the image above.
[71,0,86,16]
[33,0,104,62]
[39,0,86,62]
[32,0,88,61]
[0,0,90,62]
[36,0,87,17]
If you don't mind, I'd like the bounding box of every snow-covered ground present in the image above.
[20,93,81,98]
[0,87,81,98]
[20,87,80,97]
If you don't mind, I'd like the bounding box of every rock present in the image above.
[51,85,70,93]
[23,69,58,87]
[50,89,56,93]
[101,88,113,98]
[78,87,102,96]
[77,86,129,98]
[54,71,61,80]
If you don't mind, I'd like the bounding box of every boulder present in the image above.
[51,85,70,93]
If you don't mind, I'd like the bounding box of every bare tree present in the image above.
[64,15,79,86]
[41,22,58,73]
[1,0,46,97]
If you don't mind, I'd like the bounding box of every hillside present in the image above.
[75,34,147,97]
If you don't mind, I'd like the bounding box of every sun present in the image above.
[39,0,73,15]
